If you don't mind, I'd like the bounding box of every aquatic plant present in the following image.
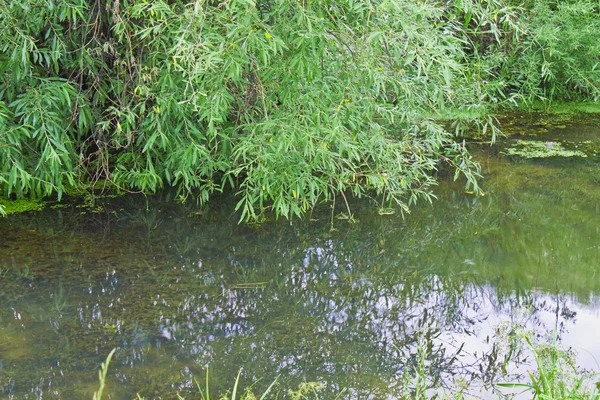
[50,282,70,316]
[171,368,279,400]
[498,334,600,399]
[503,140,588,159]
[111,332,600,399]
[0,199,44,216]
[93,348,116,400]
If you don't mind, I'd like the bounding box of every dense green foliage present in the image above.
[1,0,599,220]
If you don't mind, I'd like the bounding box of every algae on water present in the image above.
[502,140,588,159]
[0,199,44,216]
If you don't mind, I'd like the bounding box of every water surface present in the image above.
[1,117,599,399]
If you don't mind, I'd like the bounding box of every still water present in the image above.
[1,117,599,399]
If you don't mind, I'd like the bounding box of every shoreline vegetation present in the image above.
[1,104,596,217]
[2,0,600,220]
[93,332,600,400]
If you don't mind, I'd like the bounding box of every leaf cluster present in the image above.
[2,0,596,221]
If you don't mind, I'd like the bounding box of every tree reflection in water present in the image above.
[0,142,598,399]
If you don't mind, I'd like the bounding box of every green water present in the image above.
[1,118,599,399]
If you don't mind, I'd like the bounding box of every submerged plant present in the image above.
[50,282,70,316]
[81,329,599,399]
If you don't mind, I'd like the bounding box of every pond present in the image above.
[1,115,599,399]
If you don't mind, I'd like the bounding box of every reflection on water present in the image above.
[0,121,599,399]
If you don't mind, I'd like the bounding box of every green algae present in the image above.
[1,182,122,216]
[502,140,588,159]
[0,199,44,216]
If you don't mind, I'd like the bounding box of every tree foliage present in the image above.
[1,0,598,220]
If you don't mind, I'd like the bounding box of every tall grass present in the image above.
[178,368,279,400]
[498,334,600,399]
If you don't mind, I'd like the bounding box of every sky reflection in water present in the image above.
[0,122,599,399]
